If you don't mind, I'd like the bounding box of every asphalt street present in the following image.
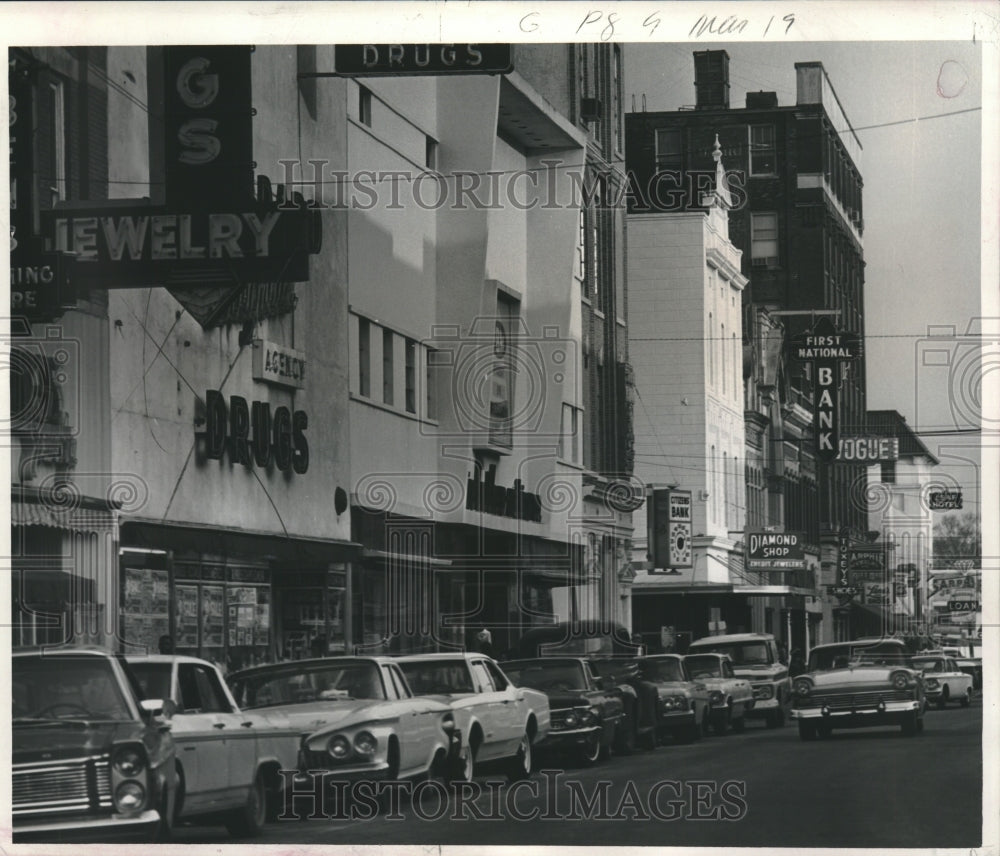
[173,700,983,848]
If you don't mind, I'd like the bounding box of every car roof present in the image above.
[14,646,115,658]
[126,654,217,666]
[394,652,485,662]
[229,656,397,679]
[690,633,773,645]
[642,654,684,660]
[504,657,586,665]
[810,638,906,651]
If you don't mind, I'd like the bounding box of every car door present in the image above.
[468,659,510,761]
[174,662,233,814]
[484,659,524,747]
[205,665,260,805]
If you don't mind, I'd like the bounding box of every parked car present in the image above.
[12,647,178,842]
[911,653,974,708]
[395,652,549,780]
[505,622,658,753]
[679,652,755,735]
[127,654,300,835]
[942,647,983,690]
[227,657,463,792]
[502,656,623,764]
[636,654,713,742]
[790,645,926,740]
[687,633,790,728]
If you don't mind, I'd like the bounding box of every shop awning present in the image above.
[120,518,362,564]
[11,485,118,533]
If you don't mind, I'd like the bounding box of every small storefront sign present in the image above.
[252,339,307,389]
[746,530,806,570]
[334,44,513,76]
[837,435,899,462]
[929,491,963,510]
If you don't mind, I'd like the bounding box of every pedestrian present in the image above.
[474,628,494,658]
[158,634,174,655]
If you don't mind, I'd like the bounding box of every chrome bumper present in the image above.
[791,699,920,719]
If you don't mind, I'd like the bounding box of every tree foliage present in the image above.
[932,511,980,567]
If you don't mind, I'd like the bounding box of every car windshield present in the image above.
[13,655,133,722]
[504,661,587,691]
[641,658,685,682]
[230,662,386,708]
[912,658,945,672]
[684,655,723,679]
[398,660,474,695]
[128,662,173,702]
[693,642,770,666]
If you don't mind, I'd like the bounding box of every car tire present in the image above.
[713,705,731,735]
[599,724,614,760]
[798,721,817,741]
[506,731,533,781]
[225,771,266,838]
[960,688,972,707]
[582,731,602,765]
[613,712,637,756]
[150,785,175,842]
[937,686,950,709]
[451,739,477,783]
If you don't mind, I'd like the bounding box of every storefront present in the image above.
[119,520,358,672]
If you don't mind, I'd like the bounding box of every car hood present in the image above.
[731,664,786,680]
[542,690,594,711]
[13,719,143,763]
[651,680,694,695]
[245,699,402,734]
[806,666,911,688]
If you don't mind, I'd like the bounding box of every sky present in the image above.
[625,40,986,516]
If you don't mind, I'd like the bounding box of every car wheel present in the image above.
[937,686,950,709]
[150,785,175,842]
[613,712,637,756]
[713,706,731,735]
[506,731,533,781]
[960,688,972,707]
[599,724,614,760]
[451,739,477,783]
[901,711,919,737]
[225,771,266,838]
[798,721,817,741]
[582,731,602,765]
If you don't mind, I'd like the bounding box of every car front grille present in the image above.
[13,755,112,816]
[804,690,913,710]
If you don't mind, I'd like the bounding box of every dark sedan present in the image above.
[503,657,623,765]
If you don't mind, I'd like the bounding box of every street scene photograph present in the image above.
[4,2,996,854]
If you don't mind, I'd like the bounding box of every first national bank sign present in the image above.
[44,46,319,288]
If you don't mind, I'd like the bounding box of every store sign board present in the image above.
[252,339,307,389]
[649,488,693,571]
[335,44,513,76]
[837,435,899,462]
[929,491,963,510]
[746,531,806,570]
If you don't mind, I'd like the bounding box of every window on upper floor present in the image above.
[425,136,438,170]
[358,318,371,398]
[382,328,394,405]
[881,460,897,485]
[404,338,417,414]
[749,125,776,176]
[358,84,373,127]
[559,403,582,466]
[751,212,779,268]
[654,128,682,173]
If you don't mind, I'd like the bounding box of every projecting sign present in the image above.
[334,44,513,76]
[948,600,978,613]
[830,584,858,597]
[650,488,693,571]
[746,531,806,570]
[837,436,899,462]
[787,331,863,361]
[929,491,963,510]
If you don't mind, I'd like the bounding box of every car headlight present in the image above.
[112,746,146,777]
[754,684,774,699]
[327,734,351,759]
[924,677,939,690]
[114,780,146,812]
[891,671,911,691]
[794,678,813,697]
[353,731,377,755]
[563,711,579,728]
[709,690,724,705]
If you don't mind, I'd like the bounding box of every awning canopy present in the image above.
[11,485,117,534]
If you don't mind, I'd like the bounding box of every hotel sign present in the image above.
[252,340,306,389]
[929,491,963,510]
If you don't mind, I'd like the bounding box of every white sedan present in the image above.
[395,653,550,781]
[127,654,300,837]
[912,654,974,708]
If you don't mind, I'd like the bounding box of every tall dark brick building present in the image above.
[626,51,869,643]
